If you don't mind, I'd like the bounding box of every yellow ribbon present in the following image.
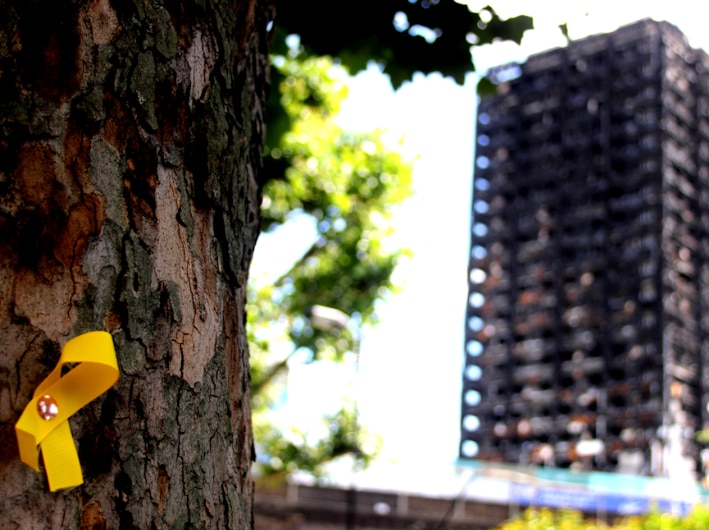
[15,331,119,491]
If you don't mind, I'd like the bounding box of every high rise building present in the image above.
[461,19,709,479]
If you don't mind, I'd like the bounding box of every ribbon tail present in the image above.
[41,421,83,492]
[16,428,40,472]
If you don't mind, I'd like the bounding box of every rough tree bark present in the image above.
[0,0,271,527]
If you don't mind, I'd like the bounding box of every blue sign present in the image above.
[510,483,694,516]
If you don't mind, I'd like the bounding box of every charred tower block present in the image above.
[461,19,709,477]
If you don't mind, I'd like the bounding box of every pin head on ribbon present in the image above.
[37,395,59,421]
[15,331,119,491]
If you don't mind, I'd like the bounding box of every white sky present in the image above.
[253,1,709,490]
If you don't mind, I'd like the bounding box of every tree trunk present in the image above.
[0,0,271,527]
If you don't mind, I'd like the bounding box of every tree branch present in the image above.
[251,351,296,396]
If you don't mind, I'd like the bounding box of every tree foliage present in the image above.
[273,0,533,88]
[496,506,709,530]
[250,0,535,481]
[496,508,605,530]
[249,49,410,479]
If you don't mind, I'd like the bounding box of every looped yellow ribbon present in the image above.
[15,331,119,491]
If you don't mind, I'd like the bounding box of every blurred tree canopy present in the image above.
[274,0,533,89]
[249,50,409,479]
[250,1,534,480]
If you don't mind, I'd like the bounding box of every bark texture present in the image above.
[0,0,271,527]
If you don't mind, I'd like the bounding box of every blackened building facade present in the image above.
[461,19,709,478]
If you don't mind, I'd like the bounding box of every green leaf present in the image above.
[476,76,497,96]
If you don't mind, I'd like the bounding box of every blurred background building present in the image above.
[255,482,509,530]
[462,19,709,479]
